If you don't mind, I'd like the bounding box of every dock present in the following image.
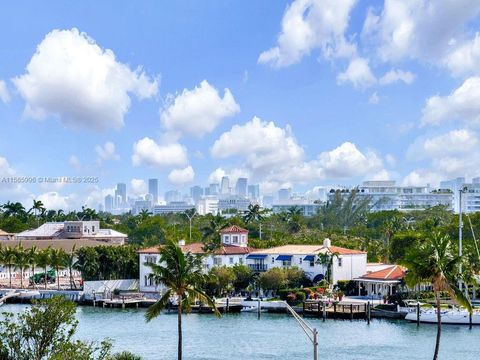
[94,293,156,309]
[303,300,369,320]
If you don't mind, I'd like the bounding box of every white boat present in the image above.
[405,309,480,325]
[17,290,41,299]
[241,305,258,312]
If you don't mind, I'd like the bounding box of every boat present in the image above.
[17,290,41,299]
[405,309,480,325]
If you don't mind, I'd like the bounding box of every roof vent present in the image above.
[323,238,331,248]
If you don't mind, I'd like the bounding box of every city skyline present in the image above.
[2,1,480,210]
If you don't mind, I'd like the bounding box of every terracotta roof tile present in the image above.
[220,225,248,234]
[359,265,406,281]
[137,243,251,255]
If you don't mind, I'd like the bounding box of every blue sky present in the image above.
[1,0,480,210]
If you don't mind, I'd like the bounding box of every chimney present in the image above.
[178,239,186,246]
[323,238,331,248]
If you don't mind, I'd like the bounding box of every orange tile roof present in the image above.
[359,265,406,281]
[328,246,366,255]
[220,225,248,234]
[137,243,251,255]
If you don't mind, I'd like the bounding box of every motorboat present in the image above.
[405,308,480,325]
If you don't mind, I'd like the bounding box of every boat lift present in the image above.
[283,301,318,360]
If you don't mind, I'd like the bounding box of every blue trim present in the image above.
[276,255,292,261]
[303,255,315,261]
[247,254,267,260]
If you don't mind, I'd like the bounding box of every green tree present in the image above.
[284,266,307,288]
[0,246,16,288]
[207,266,235,296]
[64,245,78,289]
[0,296,135,360]
[49,248,67,290]
[13,246,30,289]
[258,268,286,293]
[316,252,339,284]
[401,232,472,360]
[29,200,45,227]
[35,248,51,290]
[26,246,38,287]
[145,241,220,360]
[232,264,253,292]
[243,204,267,239]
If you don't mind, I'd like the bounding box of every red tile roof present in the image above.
[220,225,248,234]
[137,243,251,255]
[328,246,366,255]
[359,265,406,281]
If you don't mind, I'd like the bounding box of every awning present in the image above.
[303,255,315,261]
[247,254,267,260]
[276,255,292,261]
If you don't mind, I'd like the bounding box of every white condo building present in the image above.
[329,181,453,211]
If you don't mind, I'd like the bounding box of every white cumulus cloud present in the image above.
[130,178,147,196]
[258,0,357,68]
[161,80,239,138]
[132,137,188,168]
[421,77,480,126]
[0,80,10,103]
[168,166,195,185]
[13,28,158,131]
[95,141,120,163]
[444,33,480,77]
[337,57,376,89]
[379,69,415,85]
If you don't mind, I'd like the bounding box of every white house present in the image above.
[138,225,252,293]
[246,238,367,284]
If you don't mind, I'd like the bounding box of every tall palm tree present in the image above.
[145,241,220,360]
[65,245,78,289]
[243,204,266,239]
[26,246,38,288]
[316,251,339,284]
[29,199,45,227]
[401,232,472,360]
[13,246,30,289]
[138,209,152,222]
[36,248,51,289]
[2,201,26,218]
[0,246,17,288]
[49,248,67,290]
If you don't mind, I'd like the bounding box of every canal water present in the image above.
[1,304,479,359]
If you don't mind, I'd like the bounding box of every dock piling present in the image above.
[322,302,326,322]
[416,303,420,327]
[367,302,371,324]
[257,299,261,319]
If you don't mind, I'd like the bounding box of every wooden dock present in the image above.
[303,300,370,320]
[94,293,156,309]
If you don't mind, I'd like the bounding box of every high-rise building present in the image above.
[148,179,159,205]
[248,184,260,200]
[278,188,291,201]
[104,194,114,213]
[440,177,466,213]
[165,190,182,204]
[221,176,230,195]
[209,183,220,195]
[190,186,204,204]
[115,183,127,206]
[235,178,248,197]
[204,187,211,196]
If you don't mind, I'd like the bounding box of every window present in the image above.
[310,261,315,267]
[338,258,343,267]
[239,258,243,265]
[271,257,275,264]
[233,235,239,244]
[229,257,234,264]
[224,235,230,244]
[299,258,303,264]
[144,275,148,286]
[145,256,157,264]
[282,260,291,267]
[214,257,222,266]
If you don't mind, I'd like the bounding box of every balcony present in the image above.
[248,264,268,272]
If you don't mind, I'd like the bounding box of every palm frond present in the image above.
[145,290,172,322]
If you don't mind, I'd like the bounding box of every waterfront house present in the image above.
[354,264,407,297]
[138,225,252,293]
[246,238,367,284]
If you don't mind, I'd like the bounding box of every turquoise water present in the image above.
[1,305,480,359]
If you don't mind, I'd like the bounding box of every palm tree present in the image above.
[65,245,78,289]
[36,248,51,289]
[49,248,67,290]
[243,204,266,239]
[138,209,152,222]
[29,199,45,227]
[201,213,226,251]
[401,232,472,360]
[2,201,26,218]
[145,241,220,360]
[316,251,339,284]
[0,246,17,288]
[382,217,403,262]
[13,246,30,289]
[26,246,38,288]
[285,206,303,234]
